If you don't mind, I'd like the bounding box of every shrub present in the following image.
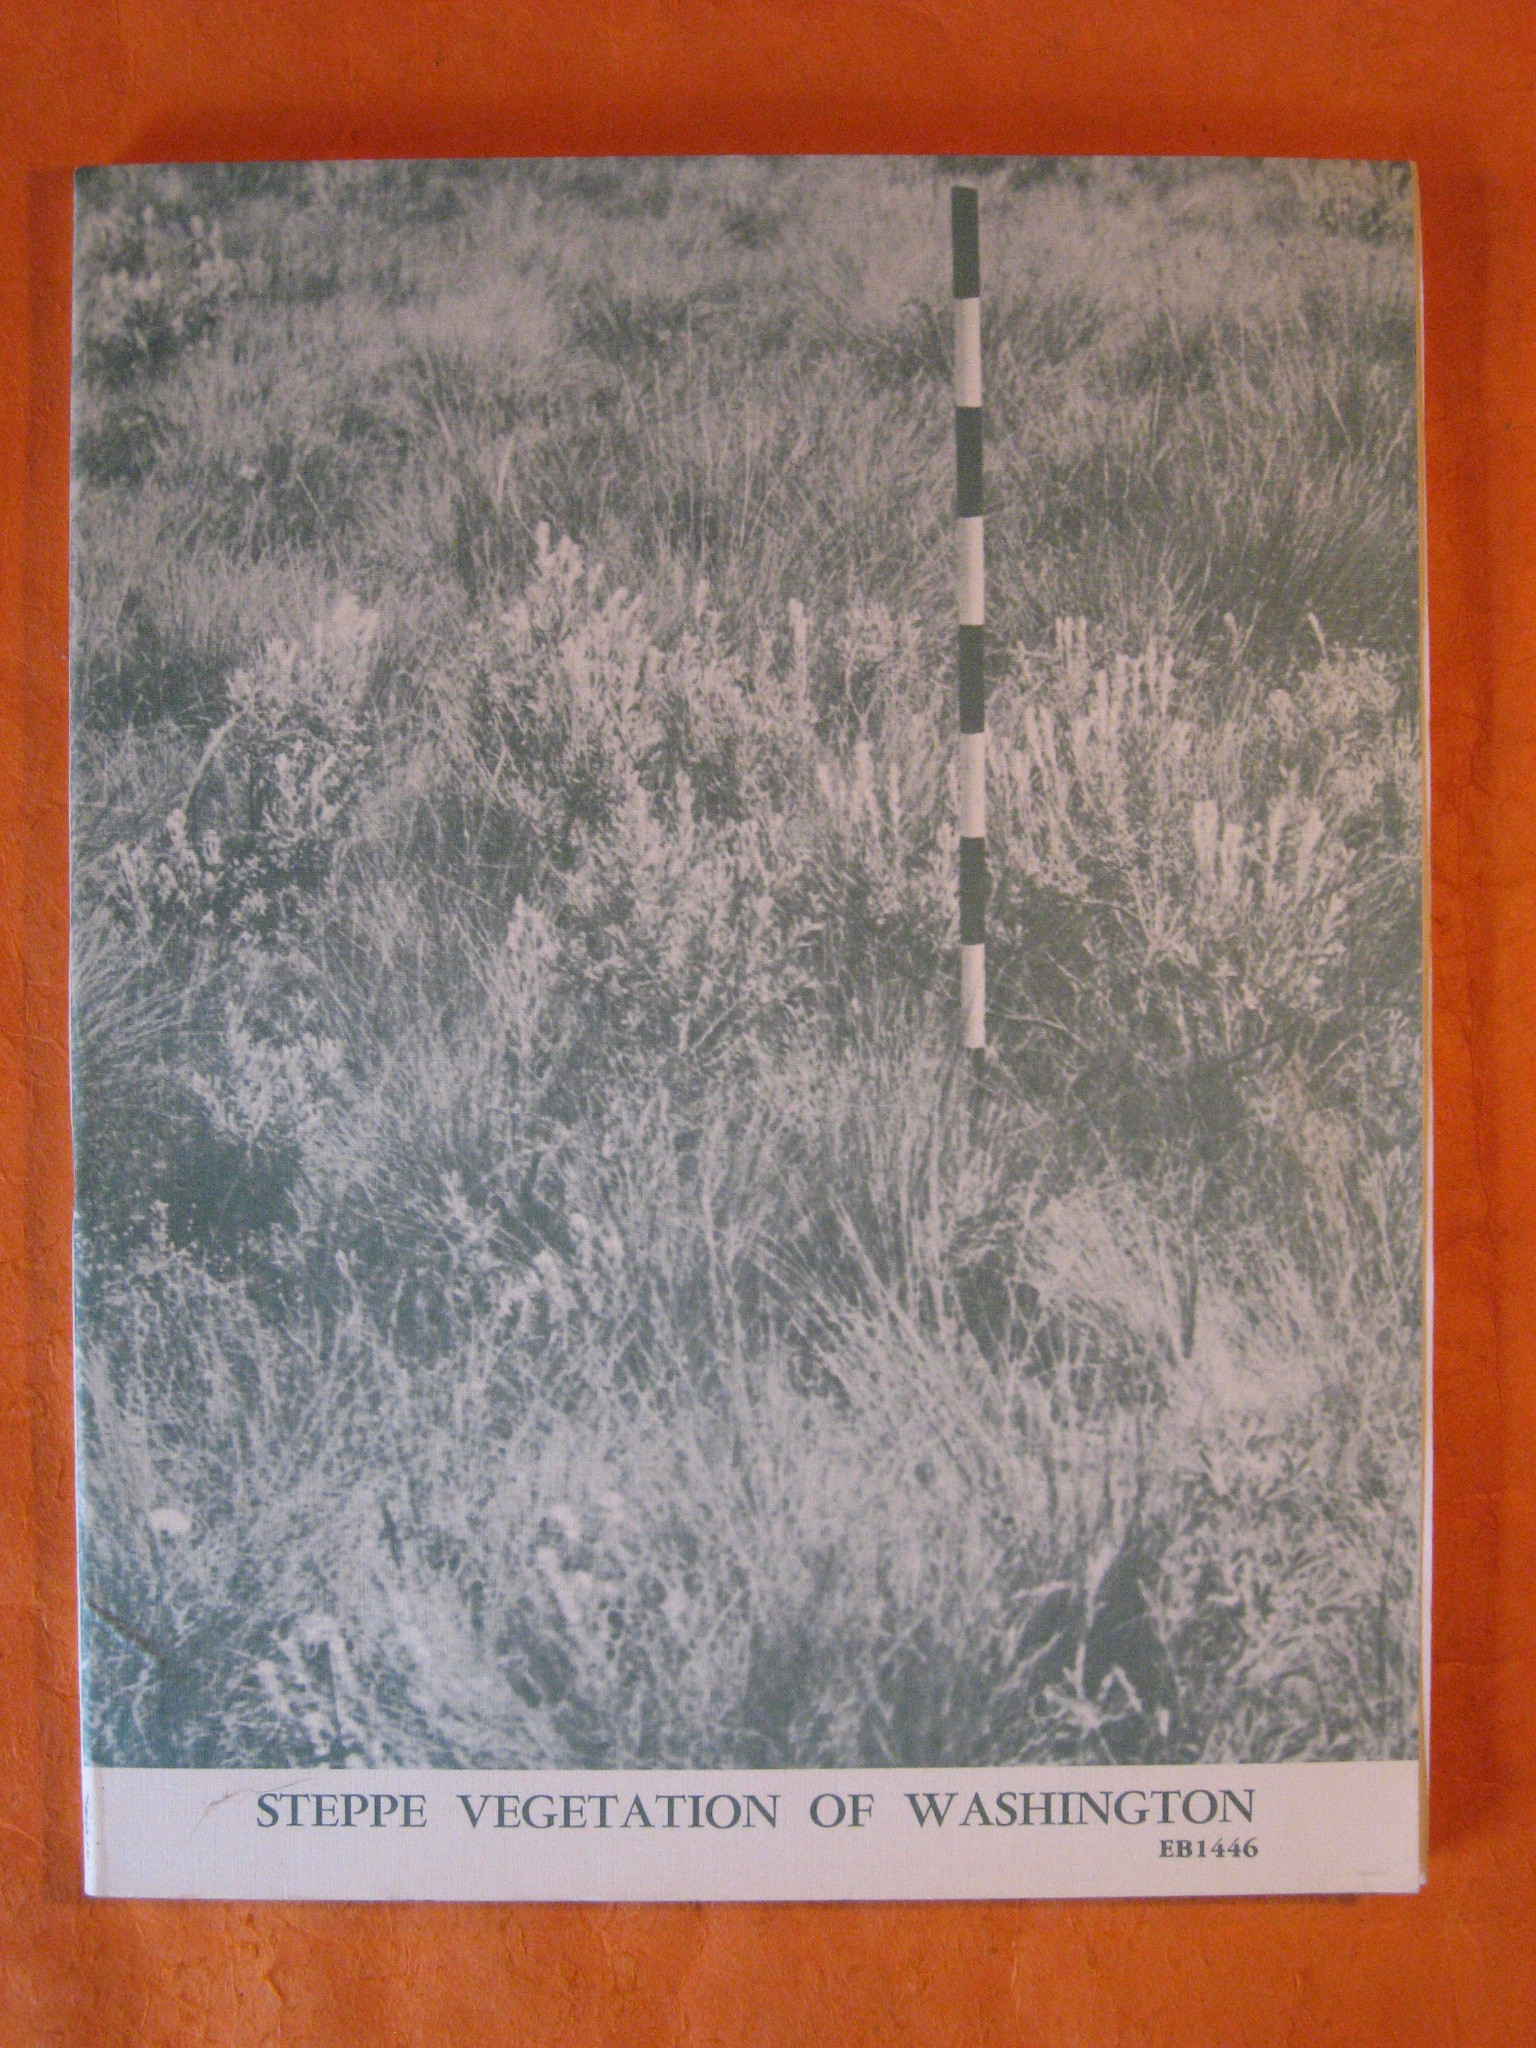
[70,159,1423,1769]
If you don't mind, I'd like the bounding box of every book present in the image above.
[69,155,1429,1899]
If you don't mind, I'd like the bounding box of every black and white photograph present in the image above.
[68,155,1427,1896]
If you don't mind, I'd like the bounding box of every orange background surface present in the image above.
[1,3,1531,2041]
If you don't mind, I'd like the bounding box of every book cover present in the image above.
[68,155,1428,1899]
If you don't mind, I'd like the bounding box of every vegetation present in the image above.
[71,157,1423,1768]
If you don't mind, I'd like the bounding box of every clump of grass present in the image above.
[72,157,1422,1769]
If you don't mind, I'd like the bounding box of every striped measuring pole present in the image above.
[952,184,987,1074]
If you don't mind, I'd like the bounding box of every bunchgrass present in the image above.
[71,156,1422,1768]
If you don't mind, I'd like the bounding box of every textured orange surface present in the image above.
[1,2,1531,2040]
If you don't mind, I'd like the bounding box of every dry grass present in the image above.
[71,156,1422,1768]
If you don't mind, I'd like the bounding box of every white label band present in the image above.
[961,944,986,1049]
[959,731,986,838]
[956,517,985,625]
[80,1760,1422,1900]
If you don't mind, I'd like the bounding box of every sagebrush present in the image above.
[70,157,1423,1768]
